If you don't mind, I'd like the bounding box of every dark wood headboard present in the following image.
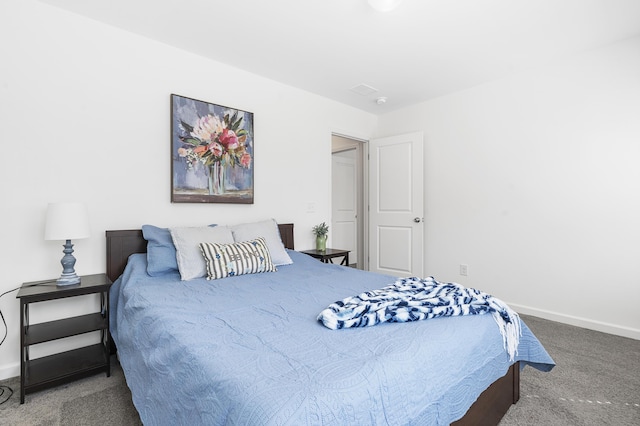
[106,223,294,282]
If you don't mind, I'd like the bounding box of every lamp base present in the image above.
[56,239,81,286]
[57,273,81,286]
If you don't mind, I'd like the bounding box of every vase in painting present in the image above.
[208,162,225,195]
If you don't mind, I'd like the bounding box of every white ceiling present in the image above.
[41,0,640,114]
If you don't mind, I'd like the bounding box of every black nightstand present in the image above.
[301,248,350,266]
[16,273,112,404]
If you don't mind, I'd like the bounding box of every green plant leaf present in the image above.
[179,137,202,146]
[180,120,194,134]
[229,110,239,125]
[312,222,329,236]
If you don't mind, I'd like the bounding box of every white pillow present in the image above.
[230,219,293,266]
[200,237,276,280]
[170,226,234,280]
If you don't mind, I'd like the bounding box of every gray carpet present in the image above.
[0,315,638,425]
[500,315,640,425]
[0,358,141,426]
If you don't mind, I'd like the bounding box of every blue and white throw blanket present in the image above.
[318,276,522,361]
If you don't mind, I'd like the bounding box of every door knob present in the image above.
[413,217,422,223]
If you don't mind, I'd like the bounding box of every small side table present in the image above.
[16,273,112,403]
[301,248,350,266]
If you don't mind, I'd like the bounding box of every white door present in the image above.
[369,132,424,277]
[332,150,357,265]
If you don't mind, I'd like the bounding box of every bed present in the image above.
[106,222,554,425]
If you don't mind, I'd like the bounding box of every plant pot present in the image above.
[315,234,327,252]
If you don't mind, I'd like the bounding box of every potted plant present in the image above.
[312,222,329,252]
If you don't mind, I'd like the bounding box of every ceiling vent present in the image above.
[350,83,379,96]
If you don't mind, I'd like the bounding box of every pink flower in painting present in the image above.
[240,152,252,168]
[191,114,223,142]
[218,128,239,150]
[178,108,252,178]
[208,142,223,157]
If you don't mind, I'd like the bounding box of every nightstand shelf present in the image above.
[24,313,108,345]
[16,273,112,404]
[25,344,108,394]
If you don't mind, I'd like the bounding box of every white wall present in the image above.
[0,0,377,379]
[376,36,640,340]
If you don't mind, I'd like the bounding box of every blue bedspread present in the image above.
[111,250,554,425]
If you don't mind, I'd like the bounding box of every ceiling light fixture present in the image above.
[376,96,388,105]
[368,0,403,12]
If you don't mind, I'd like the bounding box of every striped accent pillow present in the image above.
[199,237,277,280]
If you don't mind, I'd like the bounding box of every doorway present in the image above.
[331,134,366,269]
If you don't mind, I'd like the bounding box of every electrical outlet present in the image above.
[459,264,468,276]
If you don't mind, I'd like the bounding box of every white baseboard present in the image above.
[0,362,19,381]
[510,303,640,341]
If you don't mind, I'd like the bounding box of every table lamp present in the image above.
[44,202,90,286]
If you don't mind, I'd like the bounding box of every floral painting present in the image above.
[171,94,254,203]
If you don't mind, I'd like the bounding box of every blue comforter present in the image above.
[111,250,554,425]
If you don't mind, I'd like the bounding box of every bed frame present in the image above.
[105,224,519,426]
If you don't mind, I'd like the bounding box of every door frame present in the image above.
[331,133,368,270]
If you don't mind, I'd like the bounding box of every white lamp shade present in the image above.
[368,0,403,12]
[44,202,90,241]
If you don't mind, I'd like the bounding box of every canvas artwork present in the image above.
[171,94,254,204]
